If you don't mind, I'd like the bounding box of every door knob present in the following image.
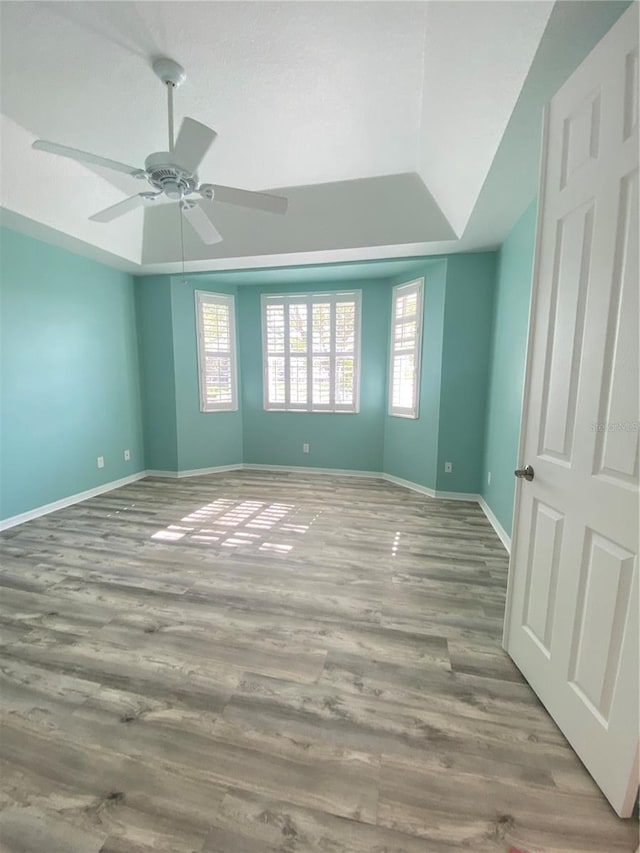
[514,464,534,482]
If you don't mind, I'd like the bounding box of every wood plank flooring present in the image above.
[0,471,636,852]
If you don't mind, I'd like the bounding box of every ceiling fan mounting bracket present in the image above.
[152,57,186,89]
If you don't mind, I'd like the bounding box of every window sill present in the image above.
[389,411,419,420]
[263,409,360,415]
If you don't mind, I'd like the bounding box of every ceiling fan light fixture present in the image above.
[164,181,183,200]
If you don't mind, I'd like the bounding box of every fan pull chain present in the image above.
[179,203,187,286]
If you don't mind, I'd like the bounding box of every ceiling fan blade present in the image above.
[182,201,223,245]
[32,140,142,177]
[172,118,217,174]
[200,183,288,215]
[89,194,150,223]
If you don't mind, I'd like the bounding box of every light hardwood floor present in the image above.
[0,471,636,852]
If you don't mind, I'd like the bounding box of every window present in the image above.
[389,278,424,418]
[195,290,238,412]
[262,290,361,412]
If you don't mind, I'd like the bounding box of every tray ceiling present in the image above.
[0,2,622,273]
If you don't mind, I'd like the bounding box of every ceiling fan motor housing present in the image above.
[144,151,198,200]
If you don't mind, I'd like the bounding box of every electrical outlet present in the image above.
[97,456,104,469]
[487,471,492,485]
[124,449,131,461]
[444,461,452,473]
[302,443,310,454]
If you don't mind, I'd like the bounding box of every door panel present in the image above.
[623,47,638,140]
[568,530,635,721]
[593,168,639,484]
[538,201,593,462]
[523,500,563,655]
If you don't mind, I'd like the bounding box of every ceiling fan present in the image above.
[31,58,288,245]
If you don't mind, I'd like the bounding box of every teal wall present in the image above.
[238,280,389,471]
[170,276,243,471]
[481,201,537,535]
[1,226,144,520]
[437,252,497,493]
[135,276,178,472]
[134,274,243,473]
[382,260,447,488]
[382,253,496,496]
[0,225,512,525]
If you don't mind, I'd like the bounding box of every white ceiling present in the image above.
[418,0,552,236]
[0,1,625,273]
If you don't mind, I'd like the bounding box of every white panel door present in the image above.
[505,4,639,818]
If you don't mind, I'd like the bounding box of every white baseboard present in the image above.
[0,471,148,532]
[432,489,482,502]
[242,463,381,478]
[478,496,512,553]
[381,474,480,503]
[146,464,242,479]
[381,473,436,497]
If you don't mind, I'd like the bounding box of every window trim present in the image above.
[195,290,238,413]
[261,290,362,413]
[388,278,424,419]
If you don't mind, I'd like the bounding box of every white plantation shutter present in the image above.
[389,279,424,418]
[262,291,361,412]
[195,291,238,412]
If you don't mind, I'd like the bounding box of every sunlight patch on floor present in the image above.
[151,496,317,555]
